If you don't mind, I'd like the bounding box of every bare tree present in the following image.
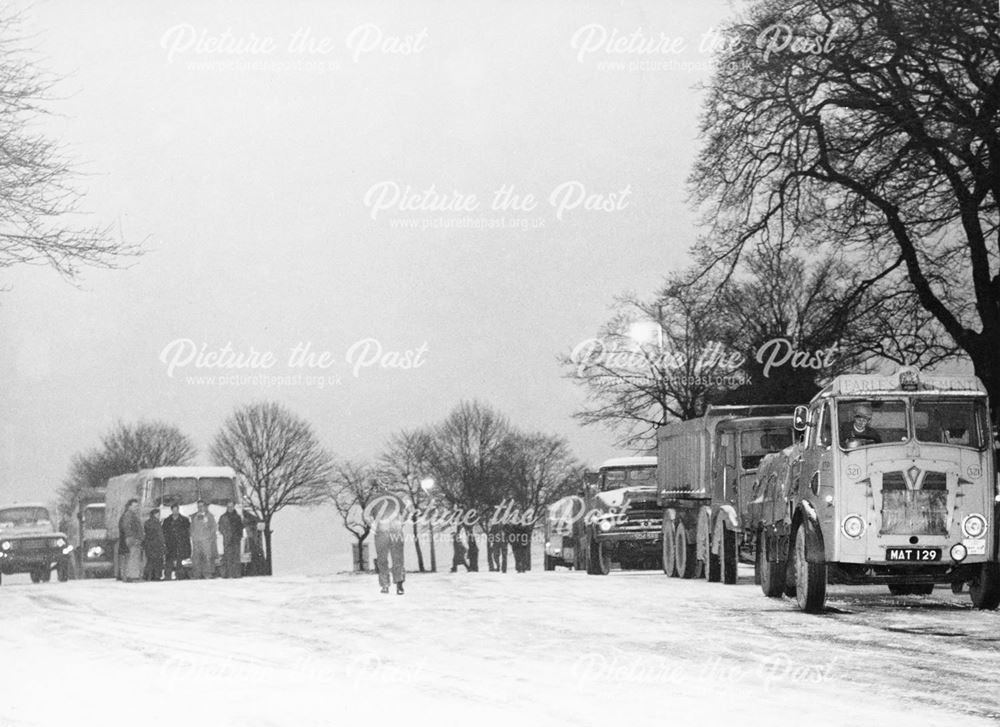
[59,420,196,515]
[424,401,515,571]
[0,8,137,280]
[378,428,434,572]
[327,461,382,572]
[690,0,999,405]
[210,401,333,576]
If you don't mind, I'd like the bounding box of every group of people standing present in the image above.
[118,499,245,582]
[450,524,533,573]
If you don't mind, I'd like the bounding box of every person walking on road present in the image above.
[190,500,217,579]
[218,501,243,579]
[370,491,406,595]
[143,509,166,581]
[121,499,144,582]
[162,504,191,580]
[450,527,469,572]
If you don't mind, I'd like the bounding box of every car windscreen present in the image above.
[913,399,989,449]
[601,466,655,490]
[839,399,907,448]
[0,507,51,528]
[83,506,106,529]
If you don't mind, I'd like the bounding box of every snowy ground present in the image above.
[3,564,1000,727]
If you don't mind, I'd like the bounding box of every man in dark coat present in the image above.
[839,402,883,447]
[143,509,165,581]
[218,501,244,579]
[161,504,191,580]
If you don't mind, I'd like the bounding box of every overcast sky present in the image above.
[0,0,737,570]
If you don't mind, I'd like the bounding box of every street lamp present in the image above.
[420,477,437,572]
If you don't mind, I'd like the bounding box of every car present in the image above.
[0,503,74,585]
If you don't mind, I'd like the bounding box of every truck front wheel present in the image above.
[721,527,737,585]
[588,539,611,575]
[793,524,826,613]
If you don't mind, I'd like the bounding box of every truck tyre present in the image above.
[40,566,51,582]
[57,560,70,582]
[594,540,611,575]
[662,520,677,577]
[757,531,785,598]
[544,555,555,571]
[888,584,912,595]
[30,569,41,584]
[675,523,697,579]
[721,527,737,585]
[951,581,964,594]
[793,523,826,613]
[911,584,933,596]
[970,563,1000,610]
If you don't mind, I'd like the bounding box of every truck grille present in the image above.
[6,537,57,551]
[880,471,948,535]
[620,509,663,532]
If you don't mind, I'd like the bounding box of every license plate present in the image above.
[885,547,941,562]
[634,532,659,540]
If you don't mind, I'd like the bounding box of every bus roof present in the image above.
[599,456,657,470]
[132,466,237,479]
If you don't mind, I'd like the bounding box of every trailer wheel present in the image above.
[757,531,785,598]
[970,563,1000,610]
[793,524,826,613]
[675,523,697,579]
[721,526,737,585]
[662,520,677,577]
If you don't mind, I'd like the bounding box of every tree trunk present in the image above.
[263,521,274,576]
[412,516,425,572]
[429,521,437,572]
[356,534,368,571]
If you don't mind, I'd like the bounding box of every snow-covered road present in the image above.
[3,566,999,727]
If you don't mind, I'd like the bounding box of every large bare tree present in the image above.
[210,401,333,575]
[0,8,136,279]
[59,421,196,515]
[691,0,999,404]
[327,461,382,572]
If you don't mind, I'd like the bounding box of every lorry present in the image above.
[0,503,74,584]
[577,456,662,575]
[69,488,114,579]
[105,466,250,577]
[657,406,795,582]
[749,368,1000,612]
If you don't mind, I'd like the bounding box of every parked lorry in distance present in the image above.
[105,466,250,577]
[543,473,595,570]
[577,456,662,575]
[0,503,74,585]
[657,406,795,582]
[69,488,114,579]
[750,368,1000,612]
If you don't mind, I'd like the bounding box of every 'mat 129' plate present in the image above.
[885,547,941,562]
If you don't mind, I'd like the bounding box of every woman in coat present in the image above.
[121,499,144,582]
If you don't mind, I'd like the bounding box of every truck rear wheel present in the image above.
[588,538,610,575]
[675,523,697,579]
[970,563,1000,610]
[793,524,826,613]
[757,531,785,597]
[721,527,737,585]
[662,520,677,577]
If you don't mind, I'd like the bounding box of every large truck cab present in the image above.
[0,503,74,585]
[754,368,1000,612]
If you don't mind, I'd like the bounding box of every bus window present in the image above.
[199,477,237,506]
[155,477,198,507]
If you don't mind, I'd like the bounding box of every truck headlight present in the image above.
[950,543,968,562]
[598,519,613,532]
[87,546,104,559]
[0,540,10,551]
[841,514,865,539]
[962,514,987,539]
[55,537,67,548]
